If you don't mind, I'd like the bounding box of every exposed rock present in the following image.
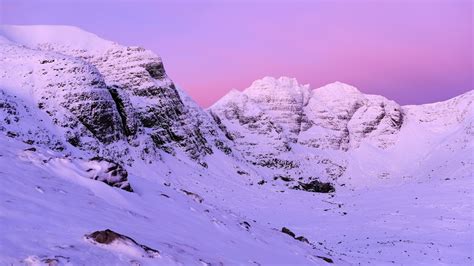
[87,229,123,244]
[85,229,160,258]
[1,25,235,165]
[257,158,298,169]
[180,189,204,203]
[295,236,309,244]
[209,78,407,187]
[282,227,310,245]
[0,90,64,150]
[88,156,133,192]
[292,180,335,193]
[281,227,296,238]
[240,221,251,230]
[237,170,249,175]
[0,44,125,146]
[316,255,334,263]
[64,44,232,162]
[274,175,294,182]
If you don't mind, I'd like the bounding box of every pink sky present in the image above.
[1,0,472,107]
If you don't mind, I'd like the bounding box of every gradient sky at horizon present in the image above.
[1,0,472,107]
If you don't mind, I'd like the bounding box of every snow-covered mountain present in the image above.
[210,76,472,186]
[0,25,234,166]
[0,25,472,265]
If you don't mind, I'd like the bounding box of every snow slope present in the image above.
[0,25,115,52]
[0,135,338,265]
[0,25,473,265]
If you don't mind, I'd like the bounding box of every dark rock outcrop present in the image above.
[180,189,204,203]
[295,236,309,244]
[281,227,311,244]
[87,157,133,192]
[240,221,251,230]
[274,175,294,182]
[316,256,334,263]
[281,227,296,238]
[85,229,160,258]
[292,180,335,193]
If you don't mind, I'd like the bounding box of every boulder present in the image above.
[85,229,160,258]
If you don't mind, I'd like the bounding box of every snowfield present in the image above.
[0,25,473,265]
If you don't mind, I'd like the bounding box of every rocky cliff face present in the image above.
[209,77,471,186]
[53,44,225,161]
[301,82,404,150]
[0,43,124,152]
[0,25,233,165]
[211,78,404,153]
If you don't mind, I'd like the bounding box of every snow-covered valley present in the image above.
[0,25,472,265]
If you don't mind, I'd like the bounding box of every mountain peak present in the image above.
[243,76,311,103]
[314,81,361,95]
[246,76,309,92]
[0,25,115,52]
[208,89,245,110]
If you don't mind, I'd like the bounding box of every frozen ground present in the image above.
[1,128,472,265]
[0,135,337,265]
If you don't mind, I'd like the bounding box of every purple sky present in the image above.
[1,0,472,107]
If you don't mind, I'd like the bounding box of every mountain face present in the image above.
[210,77,472,185]
[0,25,473,265]
[210,77,405,154]
[0,25,233,166]
[211,78,404,153]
